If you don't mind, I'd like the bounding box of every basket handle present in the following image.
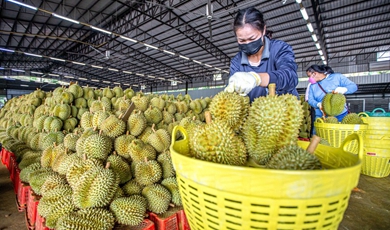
[315,117,324,123]
[372,108,386,114]
[339,133,363,160]
[358,112,369,117]
[171,125,190,156]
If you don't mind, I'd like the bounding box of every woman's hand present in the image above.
[224,72,261,95]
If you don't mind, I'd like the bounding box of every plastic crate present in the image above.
[149,211,178,230]
[176,209,190,230]
[0,147,4,164]
[35,213,53,230]
[11,162,20,194]
[314,118,367,154]
[26,188,40,229]
[361,147,390,178]
[114,219,155,230]
[17,183,30,212]
[170,126,363,230]
[1,148,8,166]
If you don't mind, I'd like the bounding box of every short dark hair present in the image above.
[233,7,273,38]
[306,64,334,74]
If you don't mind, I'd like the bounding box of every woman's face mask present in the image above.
[308,72,317,84]
[238,37,263,56]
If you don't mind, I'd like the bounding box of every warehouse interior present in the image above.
[1,0,390,106]
[0,0,390,230]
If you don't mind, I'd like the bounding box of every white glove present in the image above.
[334,87,348,94]
[317,102,322,109]
[224,72,261,96]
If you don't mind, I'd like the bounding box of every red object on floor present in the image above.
[11,163,20,194]
[149,211,178,230]
[17,183,30,211]
[176,209,190,230]
[26,188,39,229]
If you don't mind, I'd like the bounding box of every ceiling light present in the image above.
[119,36,137,43]
[163,50,175,55]
[215,67,221,71]
[323,60,327,64]
[50,57,66,62]
[78,77,88,80]
[103,80,110,83]
[72,61,85,66]
[315,43,321,49]
[318,50,323,56]
[52,13,80,24]
[132,84,138,87]
[123,83,130,86]
[20,84,29,87]
[204,64,212,68]
[7,0,37,10]
[123,71,132,74]
[114,82,121,84]
[223,70,229,73]
[320,56,325,60]
[306,23,314,32]
[91,65,103,69]
[179,55,189,60]
[64,75,74,78]
[296,0,302,3]
[136,73,144,76]
[25,52,42,57]
[90,26,112,35]
[300,8,309,20]
[31,71,43,74]
[158,77,165,80]
[12,69,25,72]
[91,79,100,82]
[48,73,59,77]
[108,68,119,72]
[0,48,15,52]
[193,60,202,64]
[148,75,156,78]
[144,44,158,50]
[311,34,318,42]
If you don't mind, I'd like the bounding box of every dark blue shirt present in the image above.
[230,37,299,102]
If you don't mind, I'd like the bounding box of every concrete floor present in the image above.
[0,161,389,230]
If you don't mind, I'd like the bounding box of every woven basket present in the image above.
[170,126,363,230]
[314,118,367,154]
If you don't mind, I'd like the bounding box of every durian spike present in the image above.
[306,135,321,154]
[205,111,212,124]
[268,83,276,96]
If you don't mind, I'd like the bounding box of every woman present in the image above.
[225,7,298,102]
[307,64,357,124]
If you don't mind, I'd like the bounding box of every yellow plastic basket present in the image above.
[170,126,363,230]
[314,118,368,154]
[358,113,390,147]
[362,147,390,178]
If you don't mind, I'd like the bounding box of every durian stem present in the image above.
[205,111,212,124]
[307,135,321,154]
[105,162,111,169]
[268,83,276,96]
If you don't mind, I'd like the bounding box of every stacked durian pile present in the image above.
[298,95,312,138]
[0,84,211,229]
[182,85,322,170]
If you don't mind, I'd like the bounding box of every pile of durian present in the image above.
[181,85,322,170]
[0,84,211,229]
[318,113,364,124]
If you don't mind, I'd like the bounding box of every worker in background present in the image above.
[307,64,358,126]
[224,7,298,102]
